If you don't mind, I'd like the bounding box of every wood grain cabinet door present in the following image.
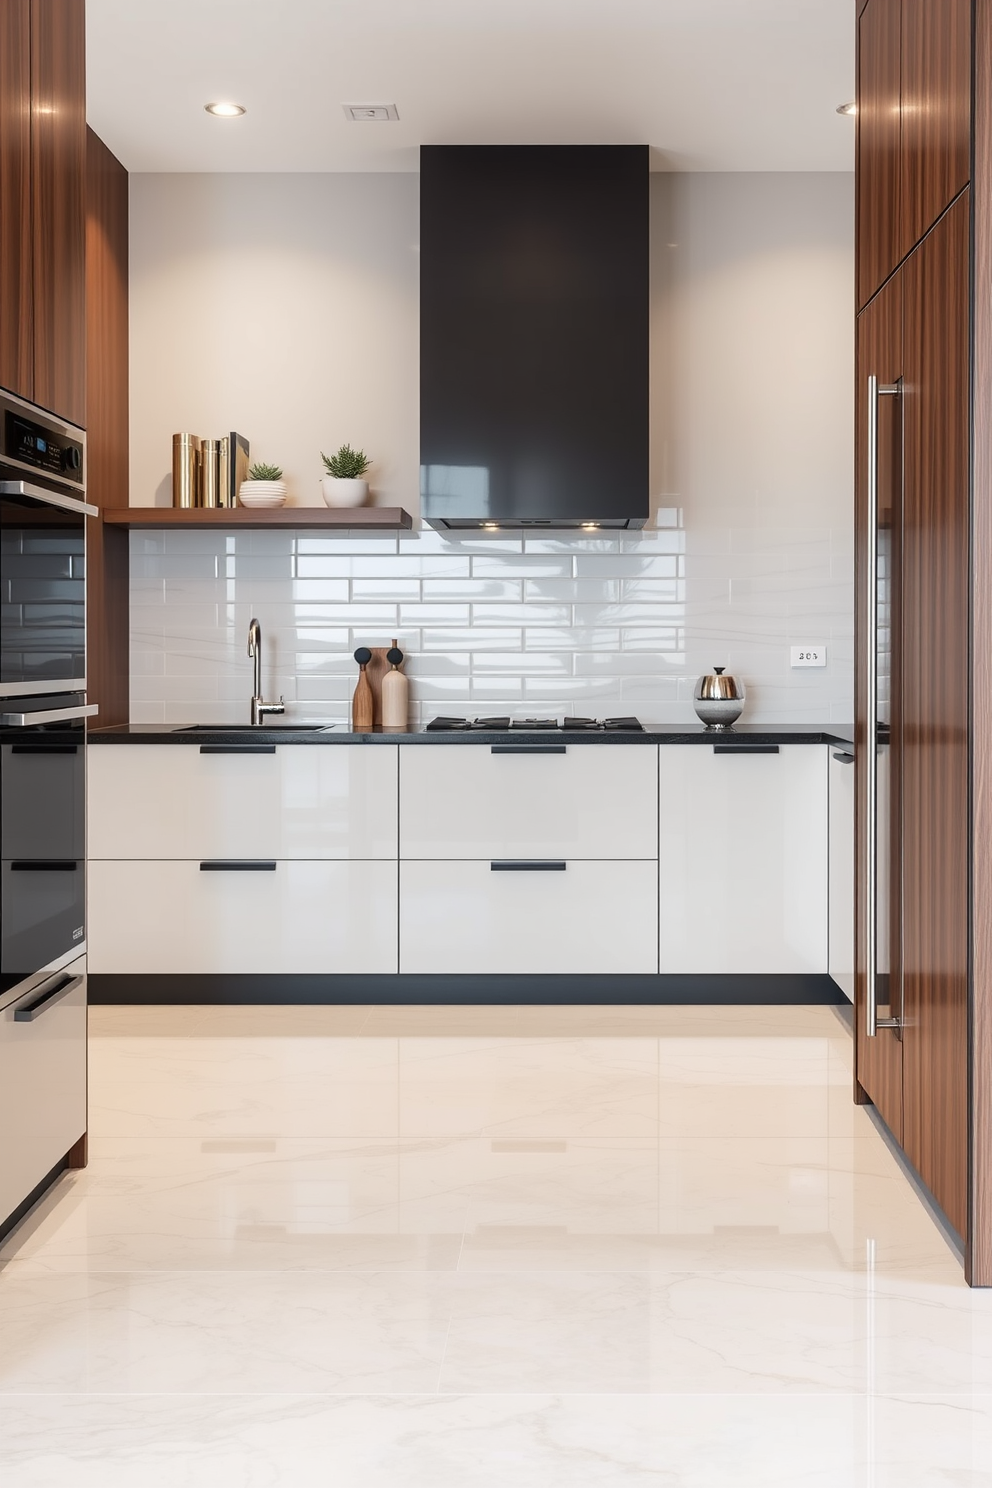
[0,0,33,402]
[900,0,971,252]
[900,192,970,1242]
[857,0,905,309]
[29,0,85,425]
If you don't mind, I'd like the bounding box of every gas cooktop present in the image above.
[424,716,644,732]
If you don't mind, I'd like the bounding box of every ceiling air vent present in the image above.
[343,104,399,122]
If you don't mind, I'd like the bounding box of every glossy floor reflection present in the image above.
[1,1003,990,1485]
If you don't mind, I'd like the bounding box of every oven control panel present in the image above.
[3,410,84,485]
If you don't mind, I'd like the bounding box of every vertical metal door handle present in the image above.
[866,373,900,1038]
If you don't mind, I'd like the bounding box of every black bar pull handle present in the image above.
[832,751,855,765]
[712,744,780,755]
[11,744,79,755]
[491,745,567,755]
[14,974,83,1022]
[10,860,78,871]
[199,745,277,755]
[491,860,567,872]
[199,860,277,871]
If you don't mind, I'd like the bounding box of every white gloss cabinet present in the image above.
[828,749,855,1000]
[87,860,398,975]
[658,746,828,975]
[399,744,658,859]
[88,745,398,860]
[0,961,86,1225]
[400,860,659,974]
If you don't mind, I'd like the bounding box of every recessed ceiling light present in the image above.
[344,104,399,122]
[204,102,246,118]
[836,102,856,116]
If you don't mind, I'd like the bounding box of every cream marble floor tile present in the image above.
[437,1266,992,1394]
[0,1138,471,1275]
[4,1392,989,1487]
[3,1002,990,1485]
[0,1269,454,1393]
[395,1036,660,1137]
[88,1035,402,1137]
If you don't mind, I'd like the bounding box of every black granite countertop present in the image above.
[89,722,855,749]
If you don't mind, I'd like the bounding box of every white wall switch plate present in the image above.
[791,645,827,668]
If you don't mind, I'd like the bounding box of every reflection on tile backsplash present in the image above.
[129,513,853,728]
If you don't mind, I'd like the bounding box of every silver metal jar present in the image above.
[693,666,745,730]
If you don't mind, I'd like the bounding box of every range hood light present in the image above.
[581,522,600,531]
[482,521,500,530]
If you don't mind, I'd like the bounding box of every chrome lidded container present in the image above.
[693,666,745,730]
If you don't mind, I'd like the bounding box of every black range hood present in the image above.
[420,145,648,531]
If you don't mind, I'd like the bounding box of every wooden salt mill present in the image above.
[352,647,374,730]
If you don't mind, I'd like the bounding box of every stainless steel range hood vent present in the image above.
[420,146,649,532]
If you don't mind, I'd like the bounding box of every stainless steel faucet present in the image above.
[247,617,285,726]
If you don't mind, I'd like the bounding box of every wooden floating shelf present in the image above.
[102,506,414,531]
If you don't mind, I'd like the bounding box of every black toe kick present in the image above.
[86,974,849,1006]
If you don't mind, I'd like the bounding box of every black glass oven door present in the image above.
[1,707,86,993]
[0,484,88,695]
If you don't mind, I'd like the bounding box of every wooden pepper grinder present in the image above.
[381,640,409,729]
[352,647,374,730]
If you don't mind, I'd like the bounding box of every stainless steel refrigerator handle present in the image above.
[0,478,98,519]
[867,374,901,1038]
[0,703,98,727]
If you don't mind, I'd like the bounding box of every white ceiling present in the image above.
[86,0,854,174]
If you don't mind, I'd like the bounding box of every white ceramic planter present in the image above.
[321,477,368,509]
[238,479,287,509]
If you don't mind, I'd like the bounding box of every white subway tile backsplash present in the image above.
[350,578,422,600]
[523,579,620,603]
[471,602,573,626]
[470,557,573,578]
[422,578,524,600]
[398,602,472,626]
[129,527,852,727]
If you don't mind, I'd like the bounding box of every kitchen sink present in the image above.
[171,723,338,733]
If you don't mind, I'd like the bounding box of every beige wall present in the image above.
[128,169,855,724]
[128,172,420,508]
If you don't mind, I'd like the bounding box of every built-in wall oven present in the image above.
[0,388,97,1002]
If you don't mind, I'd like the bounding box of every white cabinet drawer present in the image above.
[400,859,658,974]
[0,960,86,1226]
[400,744,658,859]
[658,745,827,975]
[88,745,398,859]
[87,861,398,975]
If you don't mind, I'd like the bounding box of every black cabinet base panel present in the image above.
[87,974,848,1007]
[0,1153,71,1246]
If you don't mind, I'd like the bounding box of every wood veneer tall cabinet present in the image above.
[855,0,992,1283]
[0,0,85,424]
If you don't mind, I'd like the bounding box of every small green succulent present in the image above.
[321,445,371,479]
[247,462,283,481]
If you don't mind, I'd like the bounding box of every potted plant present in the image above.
[321,445,371,508]
[239,462,287,508]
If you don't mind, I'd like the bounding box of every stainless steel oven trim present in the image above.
[0,479,97,519]
[0,680,87,699]
[0,948,86,1016]
[0,703,97,727]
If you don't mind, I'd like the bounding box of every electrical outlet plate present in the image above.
[791,646,826,668]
